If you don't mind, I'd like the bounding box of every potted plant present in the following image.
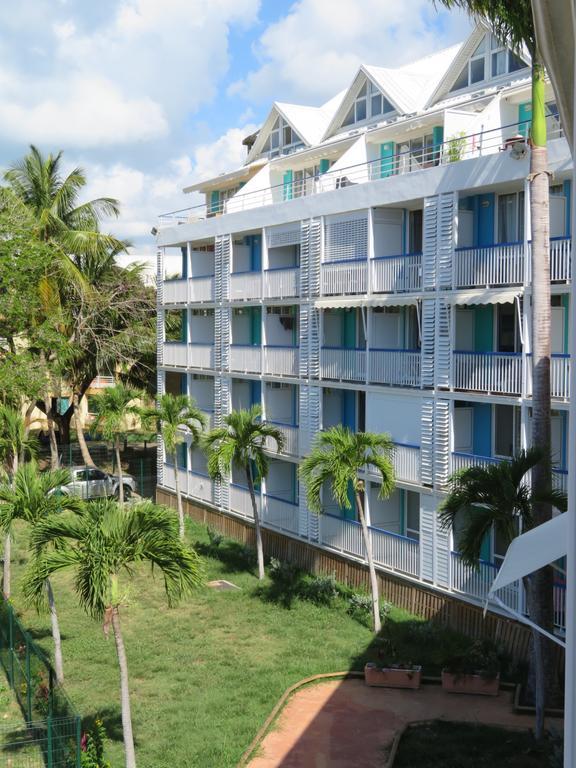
[441,639,500,696]
[364,641,422,690]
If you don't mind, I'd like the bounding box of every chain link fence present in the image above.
[0,598,81,767]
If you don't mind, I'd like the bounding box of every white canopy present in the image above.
[444,289,521,306]
[315,295,419,309]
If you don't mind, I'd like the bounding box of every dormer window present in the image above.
[343,80,394,127]
[450,33,527,93]
[262,115,304,158]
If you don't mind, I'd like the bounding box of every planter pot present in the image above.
[364,663,422,690]
[441,670,500,696]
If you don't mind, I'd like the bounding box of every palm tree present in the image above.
[204,406,283,580]
[300,427,395,633]
[0,405,38,597]
[90,384,141,504]
[24,499,203,768]
[143,394,206,540]
[1,460,81,683]
[439,448,566,737]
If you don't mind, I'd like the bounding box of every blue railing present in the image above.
[393,441,420,450]
[263,344,299,349]
[322,256,368,265]
[190,273,215,280]
[265,493,298,506]
[322,511,418,544]
[373,251,422,261]
[372,347,420,353]
[453,349,521,357]
[321,345,366,352]
[264,264,299,272]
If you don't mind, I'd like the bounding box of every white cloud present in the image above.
[53,20,76,41]
[230,0,471,104]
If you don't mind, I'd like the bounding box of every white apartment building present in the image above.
[156,22,570,630]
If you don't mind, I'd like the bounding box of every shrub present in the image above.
[207,526,223,549]
[80,718,111,768]
[445,131,467,163]
[347,592,391,626]
[302,573,338,607]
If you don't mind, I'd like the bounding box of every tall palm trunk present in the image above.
[111,606,136,768]
[356,491,381,633]
[45,395,60,470]
[46,579,64,685]
[3,533,11,599]
[115,436,124,505]
[529,50,554,738]
[246,464,265,580]
[173,450,184,540]
[73,393,95,467]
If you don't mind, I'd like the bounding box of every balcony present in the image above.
[189,275,215,302]
[162,464,188,496]
[229,345,262,374]
[262,495,299,535]
[263,267,299,299]
[320,347,366,382]
[321,259,367,296]
[527,354,570,400]
[369,349,421,388]
[230,271,262,301]
[188,471,214,504]
[189,343,215,370]
[371,254,422,293]
[392,443,421,485]
[451,451,567,493]
[549,236,572,282]
[163,278,188,304]
[162,342,188,368]
[452,351,522,395]
[263,346,299,377]
[266,422,299,457]
[454,242,524,289]
[230,484,259,519]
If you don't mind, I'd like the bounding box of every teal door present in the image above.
[380,142,395,178]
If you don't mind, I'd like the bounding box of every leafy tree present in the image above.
[0,406,38,598]
[24,500,203,768]
[1,460,81,683]
[90,384,141,504]
[439,449,566,736]
[300,427,395,633]
[204,406,283,580]
[433,0,556,734]
[143,394,206,539]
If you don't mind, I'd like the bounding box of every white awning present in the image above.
[488,514,567,596]
[315,295,419,310]
[445,289,521,306]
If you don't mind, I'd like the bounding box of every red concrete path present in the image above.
[247,679,540,768]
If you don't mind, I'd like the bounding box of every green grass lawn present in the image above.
[8,519,377,768]
[0,676,45,766]
[392,721,558,768]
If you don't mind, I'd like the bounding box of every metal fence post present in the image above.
[47,716,53,768]
[75,714,82,768]
[25,634,32,723]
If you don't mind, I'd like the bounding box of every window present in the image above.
[497,192,524,243]
[494,405,520,458]
[342,79,394,127]
[409,209,423,253]
[406,491,420,542]
[450,32,527,93]
[397,134,435,172]
[262,115,304,158]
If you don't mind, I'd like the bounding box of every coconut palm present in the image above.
[439,448,566,737]
[24,499,203,768]
[90,384,141,504]
[0,405,38,597]
[204,406,283,580]
[1,460,81,683]
[143,394,206,539]
[300,427,395,633]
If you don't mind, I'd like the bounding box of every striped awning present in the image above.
[315,294,419,309]
[444,289,521,306]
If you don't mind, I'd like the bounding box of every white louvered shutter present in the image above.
[419,493,436,582]
[324,214,368,262]
[422,197,438,290]
[220,235,231,302]
[434,399,451,489]
[308,218,321,297]
[219,377,231,512]
[214,308,222,370]
[308,308,320,379]
[421,299,436,388]
[438,192,456,289]
[268,223,301,248]
[299,305,309,378]
[220,306,230,371]
[214,238,223,303]
[420,398,434,487]
[300,220,310,299]
[435,300,451,389]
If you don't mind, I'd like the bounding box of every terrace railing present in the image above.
[321,258,367,295]
[452,350,522,395]
[369,348,421,388]
[263,266,299,299]
[320,346,366,382]
[371,253,422,293]
[263,345,299,377]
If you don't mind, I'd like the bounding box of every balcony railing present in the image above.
[188,343,215,370]
[372,253,422,293]
[454,242,524,288]
[162,342,188,367]
[229,344,262,374]
[230,484,259,519]
[549,236,572,282]
[230,271,262,301]
[320,347,366,382]
[163,278,188,304]
[262,495,300,535]
[189,275,215,302]
[321,258,367,296]
[188,471,214,504]
[453,351,522,394]
[527,354,570,400]
[263,346,299,377]
[451,451,567,493]
[263,266,299,299]
[392,442,421,485]
[266,421,299,456]
[369,349,421,388]
[158,114,564,226]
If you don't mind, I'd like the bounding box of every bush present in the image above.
[80,718,111,768]
[266,558,304,608]
[207,526,223,549]
[347,592,391,626]
[302,573,338,607]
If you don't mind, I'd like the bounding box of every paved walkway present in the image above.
[247,678,539,768]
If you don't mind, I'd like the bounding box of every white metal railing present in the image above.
[263,346,299,377]
[319,513,364,558]
[453,351,522,394]
[162,342,188,367]
[230,271,262,301]
[230,484,259,519]
[321,259,367,295]
[163,463,175,490]
[262,495,299,535]
[188,471,213,504]
[263,267,299,299]
[454,242,524,288]
[266,422,299,456]
[90,375,115,388]
[369,349,421,388]
[163,279,188,304]
[527,354,570,400]
[159,114,564,227]
[189,275,215,302]
[320,347,366,382]
[188,344,215,370]
[371,254,422,293]
[549,237,572,282]
[392,443,421,485]
[229,345,262,374]
[370,526,420,577]
[451,452,567,494]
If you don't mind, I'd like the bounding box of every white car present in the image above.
[58,466,137,500]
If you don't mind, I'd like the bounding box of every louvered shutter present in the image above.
[220,306,230,371]
[219,377,231,512]
[434,399,451,489]
[214,238,223,303]
[324,214,368,262]
[419,493,436,582]
[268,224,301,248]
[214,308,222,370]
[220,235,231,302]
[435,300,451,389]
[421,299,436,388]
[308,308,320,379]
[437,192,456,289]
[299,305,309,378]
[422,197,438,290]
[308,218,321,297]
[420,398,434,486]
[300,220,310,299]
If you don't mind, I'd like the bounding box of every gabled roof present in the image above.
[426,22,531,108]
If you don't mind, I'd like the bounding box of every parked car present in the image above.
[57,466,137,501]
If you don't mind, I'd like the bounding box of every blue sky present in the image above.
[0,0,471,262]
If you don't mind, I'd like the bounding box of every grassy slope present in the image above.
[9,520,374,768]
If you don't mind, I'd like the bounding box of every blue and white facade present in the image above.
[156,23,571,628]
